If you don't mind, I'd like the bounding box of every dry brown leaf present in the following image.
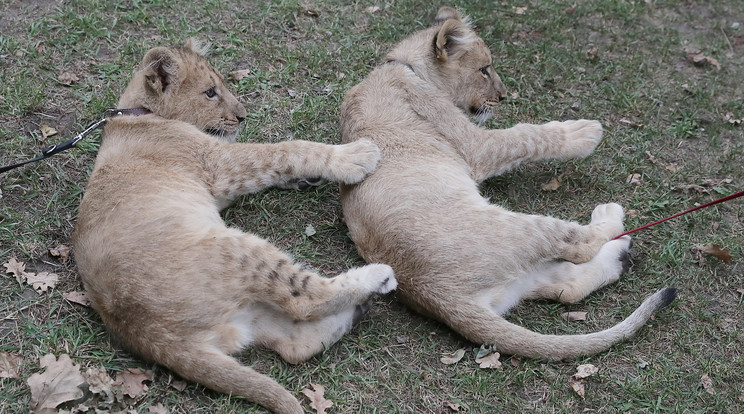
[447,402,462,411]
[568,377,585,398]
[688,53,721,70]
[664,163,680,172]
[49,244,70,261]
[148,403,168,414]
[301,383,333,414]
[626,173,643,186]
[116,368,154,399]
[723,112,742,125]
[365,6,380,13]
[440,348,466,365]
[574,364,599,379]
[541,177,562,191]
[84,367,118,404]
[169,380,187,392]
[230,69,251,81]
[514,6,527,14]
[58,72,79,85]
[696,244,733,264]
[3,257,26,277]
[674,183,709,194]
[0,352,23,379]
[40,125,58,140]
[701,374,715,395]
[475,352,502,370]
[63,291,91,307]
[561,311,588,322]
[27,354,86,413]
[25,271,58,294]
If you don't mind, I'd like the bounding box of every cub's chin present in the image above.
[206,128,240,142]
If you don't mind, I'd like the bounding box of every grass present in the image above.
[1,0,742,413]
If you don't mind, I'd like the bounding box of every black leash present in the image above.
[0,108,151,174]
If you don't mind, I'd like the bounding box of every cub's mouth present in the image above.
[206,128,239,142]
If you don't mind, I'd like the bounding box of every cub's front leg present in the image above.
[468,119,603,182]
[208,139,380,201]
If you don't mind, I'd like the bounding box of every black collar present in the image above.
[0,107,151,174]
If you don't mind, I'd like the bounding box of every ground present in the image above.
[0,0,742,413]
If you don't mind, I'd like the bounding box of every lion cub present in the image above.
[340,8,675,360]
[73,40,396,414]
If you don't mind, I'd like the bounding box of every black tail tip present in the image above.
[658,287,677,308]
[353,302,372,325]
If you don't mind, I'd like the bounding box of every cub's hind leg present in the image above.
[523,236,633,304]
[251,302,370,364]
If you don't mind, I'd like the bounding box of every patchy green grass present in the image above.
[1,0,742,413]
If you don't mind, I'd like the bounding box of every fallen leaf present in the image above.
[24,271,58,294]
[687,52,721,70]
[303,9,319,18]
[509,357,520,367]
[561,311,587,322]
[365,6,380,13]
[395,335,410,344]
[169,380,187,392]
[701,373,715,395]
[664,163,680,172]
[49,244,70,261]
[674,184,709,194]
[58,72,79,85]
[568,376,585,398]
[541,177,562,191]
[574,363,599,379]
[148,403,168,414]
[0,352,23,378]
[305,224,317,237]
[645,150,657,163]
[84,367,117,404]
[27,354,86,413]
[626,209,640,219]
[723,112,742,125]
[626,173,643,186]
[301,383,333,414]
[40,125,58,140]
[230,69,251,81]
[440,349,466,365]
[636,359,649,369]
[116,368,154,399]
[447,401,462,411]
[475,352,502,370]
[63,291,91,307]
[695,244,733,263]
[514,6,527,14]
[3,257,26,277]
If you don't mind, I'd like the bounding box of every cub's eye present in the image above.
[205,87,217,98]
[480,66,490,77]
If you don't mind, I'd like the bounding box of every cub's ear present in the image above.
[141,47,179,95]
[184,38,210,56]
[434,6,462,24]
[435,19,473,63]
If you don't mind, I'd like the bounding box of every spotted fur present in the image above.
[74,40,396,414]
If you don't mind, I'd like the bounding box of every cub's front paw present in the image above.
[554,119,603,159]
[327,139,381,184]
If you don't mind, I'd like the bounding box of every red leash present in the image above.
[613,188,744,240]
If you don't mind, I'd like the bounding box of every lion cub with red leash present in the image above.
[73,40,396,414]
[340,7,675,360]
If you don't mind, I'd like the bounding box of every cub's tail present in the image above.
[452,287,677,360]
[156,346,303,414]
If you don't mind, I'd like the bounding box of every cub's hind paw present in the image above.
[361,263,397,295]
[590,203,625,238]
[327,139,381,184]
[279,176,325,190]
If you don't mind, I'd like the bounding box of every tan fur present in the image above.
[73,40,397,414]
[340,7,675,360]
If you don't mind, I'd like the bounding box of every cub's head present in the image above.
[117,39,247,141]
[387,7,508,123]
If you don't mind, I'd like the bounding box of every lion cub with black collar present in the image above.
[73,40,396,414]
